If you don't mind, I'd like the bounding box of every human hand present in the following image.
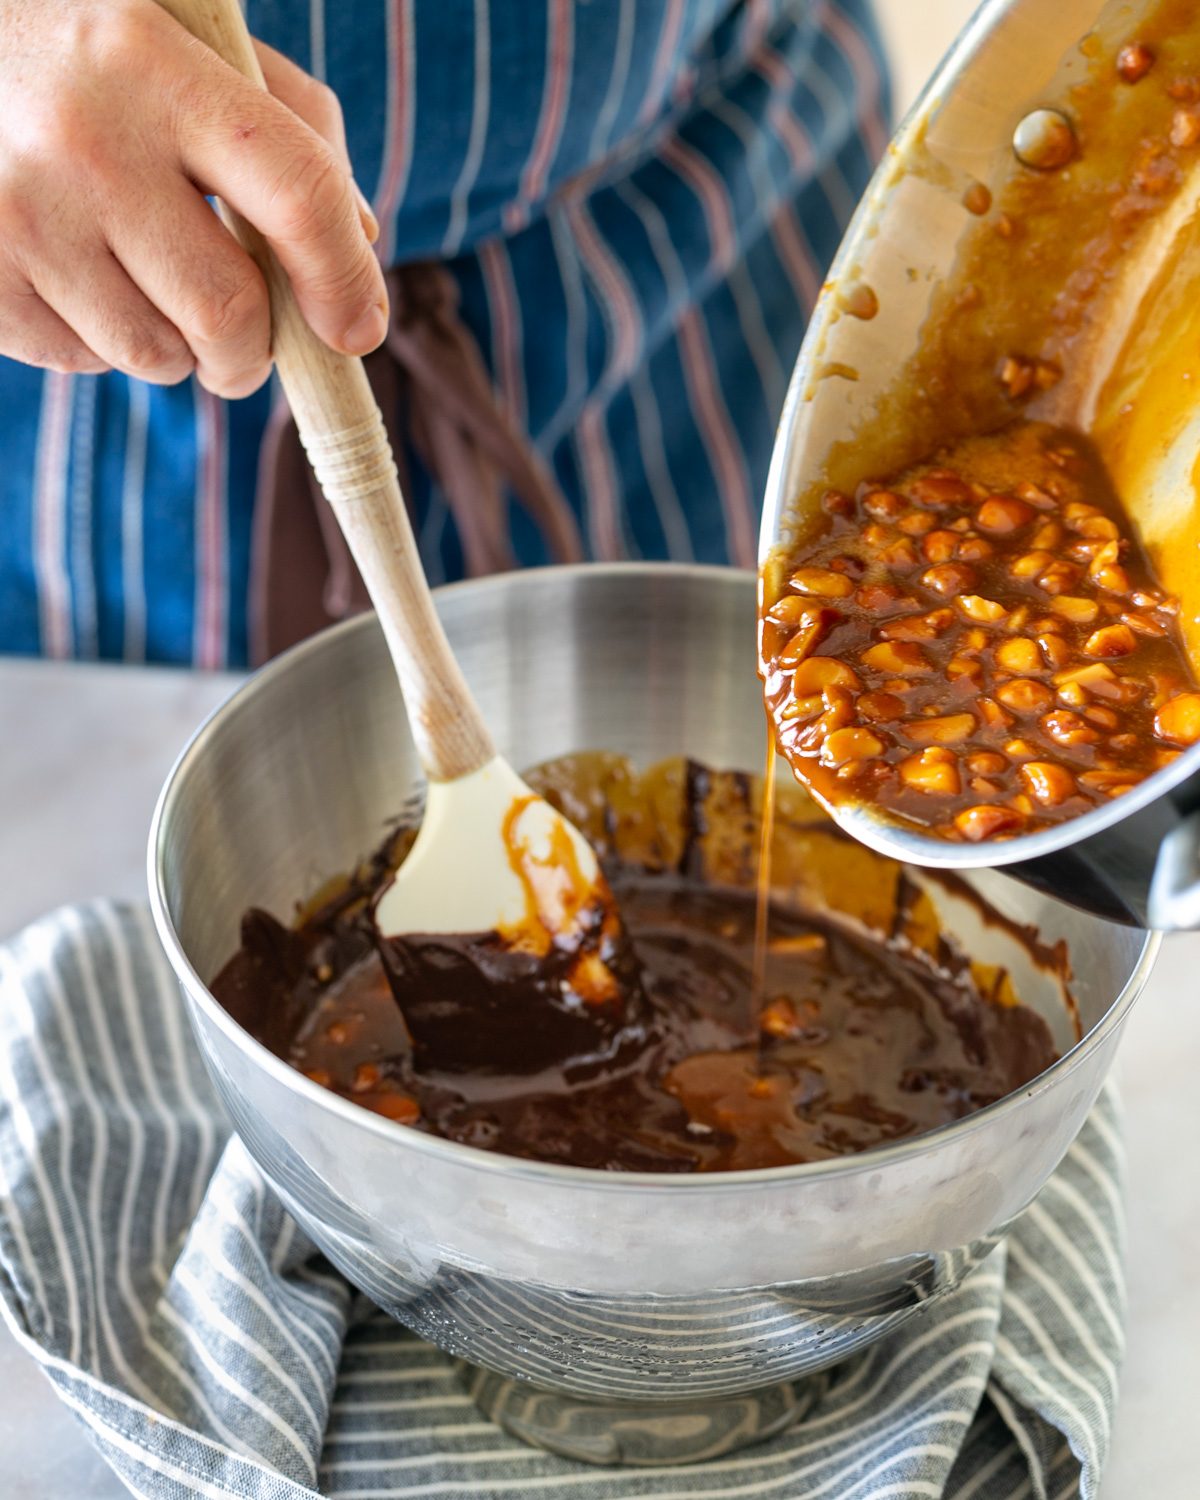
[0,0,387,396]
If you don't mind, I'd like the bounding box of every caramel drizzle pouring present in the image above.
[750,739,776,1031]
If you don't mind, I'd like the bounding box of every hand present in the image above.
[0,0,387,396]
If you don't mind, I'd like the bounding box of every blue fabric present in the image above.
[0,0,891,666]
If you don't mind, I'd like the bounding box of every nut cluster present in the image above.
[761,426,1200,842]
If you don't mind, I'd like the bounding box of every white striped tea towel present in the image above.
[0,903,1125,1499]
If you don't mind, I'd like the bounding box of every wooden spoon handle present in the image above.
[154,0,494,782]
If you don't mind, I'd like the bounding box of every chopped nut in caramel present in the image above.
[820,726,886,766]
[858,690,907,722]
[1063,504,1119,540]
[1155,693,1200,746]
[1020,761,1076,807]
[922,563,977,597]
[958,595,1008,624]
[978,696,1014,730]
[996,678,1054,716]
[995,637,1044,675]
[1083,624,1136,659]
[857,582,902,611]
[352,1062,381,1094]
[966,751,1008,776]
[372,1095,421,1125]
[767,595,834,628]
[862,489,904,520]
[955,805,1026,842]
[922,529,959,563]
[947,656,984,684]
[878,537,921,571]
[899,509,936,536]
[1077,770,1140,796]
[1037,560,1080,596]
[761,422,1200,844]
[1010,549,1055,580]
[906,472,972,509]
[880,609,955,641]
[790,567,855,599]
[1170,108,1200,149]
[759,997,803,1039]
[793,657,862,696]
[898,748,961,795]
[1050,595,1099,624]
[957,534,994,561]
[862,641,932,676]
[1041,710,1100,748]
[977,496,1035,533]
[1036,632,1072,669]
[901,714,976,747]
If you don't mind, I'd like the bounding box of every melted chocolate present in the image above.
[212,757,1058,1174]
[376,904,651,1081]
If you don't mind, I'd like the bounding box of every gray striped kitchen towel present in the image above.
[0,902,1125,1500]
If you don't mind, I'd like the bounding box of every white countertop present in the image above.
[0,654,1197,1498]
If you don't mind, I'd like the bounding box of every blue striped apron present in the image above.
[0,0,890,667]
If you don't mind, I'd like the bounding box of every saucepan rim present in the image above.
[147,563,1160,1194]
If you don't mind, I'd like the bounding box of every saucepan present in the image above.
[149,564,1156,1465]
[760,0,1200,929]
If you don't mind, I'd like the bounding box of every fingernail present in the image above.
[344,302,388,354]
[354,182,380,244]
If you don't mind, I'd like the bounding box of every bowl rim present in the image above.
[147,561,1161,1194]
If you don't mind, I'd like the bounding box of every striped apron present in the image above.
[0,0,890,666]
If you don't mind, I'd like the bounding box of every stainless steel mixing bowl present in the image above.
[149,565,1157,1465]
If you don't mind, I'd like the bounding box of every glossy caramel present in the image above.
[210,756,1061,1172]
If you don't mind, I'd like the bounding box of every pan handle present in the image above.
[1147,809,1200,931]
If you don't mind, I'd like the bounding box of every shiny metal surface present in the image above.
[759,0,1200,928]
[149,565,1157,1452]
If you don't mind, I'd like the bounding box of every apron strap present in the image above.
[248,261,583,664]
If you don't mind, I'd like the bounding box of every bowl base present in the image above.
[460,1363,822,1465]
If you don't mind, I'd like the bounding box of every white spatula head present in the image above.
[374,756,608,947]
[372,757,637,1076]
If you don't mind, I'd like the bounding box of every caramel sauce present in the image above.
[750,739,776,1023]
[761,13,1200,841]
[210,755,1064,1173]
[762,423,1200,841]
[499,794,604,954]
